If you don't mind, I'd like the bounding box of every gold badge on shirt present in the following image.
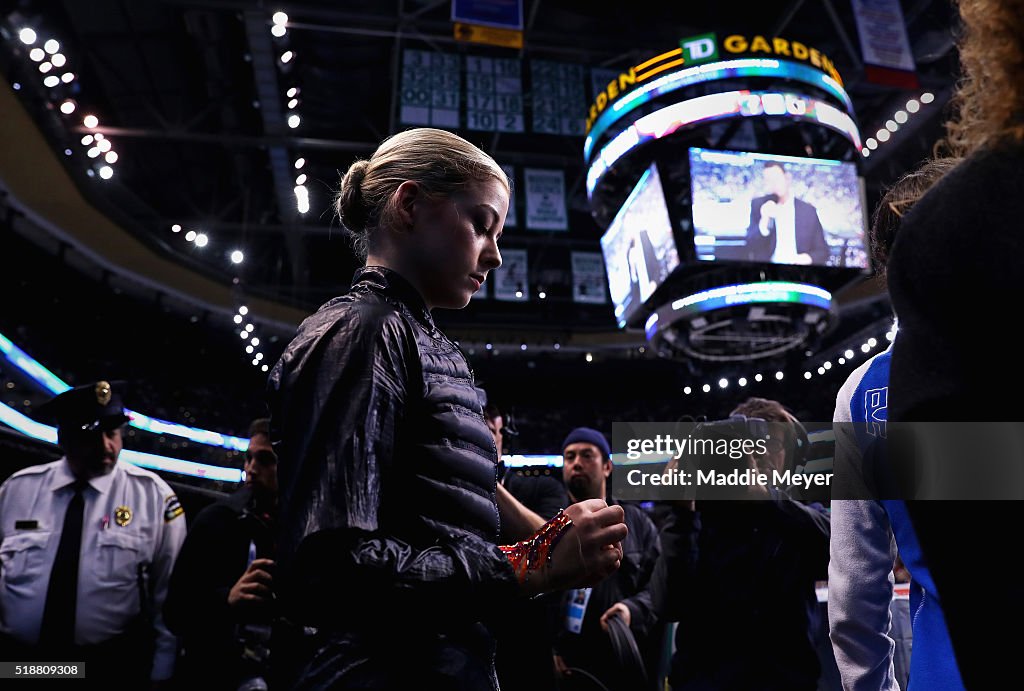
[114,505,132,527]
[95,381,112,406]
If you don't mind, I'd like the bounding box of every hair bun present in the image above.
[337,159,370,233]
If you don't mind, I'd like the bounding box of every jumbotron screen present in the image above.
[689,148,868,268]
[601,163,681,327]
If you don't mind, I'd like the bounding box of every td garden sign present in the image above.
[585,31,845,135]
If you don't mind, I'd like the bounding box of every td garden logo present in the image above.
[680,33,719,65]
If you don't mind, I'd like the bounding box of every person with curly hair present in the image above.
[886,0,1024,687]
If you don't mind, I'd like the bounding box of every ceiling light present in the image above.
[845,349,854,359]
[894,110,908,124]
[87,147,100,158]
[246,345,254,354]
[280,50,294,64]
[817,367,825,375]
[684,386,692,394]
[194,233,209,247]
[868,337,878,347]
[702,384,711,393]
[877,129,891,142]
[754,374,763,382]
[245,324,254,333]
[234,315,243,324]
[775,371,784,380]
[294,157,305,169]
[838,357,846,365]
[886,120,898,132]
[185,230,197,242]
[718,378,728,389]
[271,24,286,38]
[262,364,269,372]
[97,139,112,152]
[19,28,38,45]
[295,174,307,185]
[256,353,264,361]
[861,344,871,353]
[59,98,75,113]
[272,11,288,25]
[98,166,113,179]
[230,250,244,264]
[287,98,299,109]
[804,372,812,379]
[287,87,298,98]
[81,134,93,145]
[240,331,249,339]
[50,53,66,67]
[83,114,98,128]
[29,47,45,61]
[865,138,878,150]
[44,39,59,54]
[920,92,934,104]
[61,72,74,83]
[251,338,260,346]
[738,377,747,387]
[287,114,300,128]
[824,361,832,369]
[906,99,920,113]
[252,358,260,366]
[239,306,249,315]
[585,353,593,363]
[538,291,546,299]
[38,62,52,73]
[105,151,118,164]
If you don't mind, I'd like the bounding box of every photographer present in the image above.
[164,418,278,690]
[649,398,830,691]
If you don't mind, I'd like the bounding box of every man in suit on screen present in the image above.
[745,161,830,265]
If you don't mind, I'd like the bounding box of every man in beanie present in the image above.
[553,427,662,691]
[0,381,186,685]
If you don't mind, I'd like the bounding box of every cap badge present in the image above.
[114,505,132,527]
[95,381,112,406]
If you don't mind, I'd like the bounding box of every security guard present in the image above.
[0,381,186,684]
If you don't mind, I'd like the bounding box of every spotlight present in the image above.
[251,338,260,346]
[252,358,259,366]
[29,47,45,61]
[287,114,300,128]
[239,306,249,316]
[97,139,111,153]
[824,361,832,369]
[515,290,523,298]
[754,374,763,382]
[19,28,38,45]
[262,364,269,372]
[195,233,209,247]
[281,50,294,64]
[81,135,93,145]
[838,357,846,365]
[485,343,493,350]
[553,343,560,350]
[287,98,299,109]
[585,353,593,363]
[845,349,854,359]
[868,338,878,348]
[775,371,784,380]
[61,72,74,83]
[538,291,546,299]
[921,92,934,104]
[105,151,118,164]
[294,158,305,169]
[719,378,729,389]
[894,110,908,124]
[38,62,52,73]
[906,99,920,113]
[702,384,711,393]
[83,114,98,128]
[861,344,871,353]
[286,87,299,98]
[59,99,75,113]
[186,230,197,242]
[887,331,895,342]
[271,24,287,38]
[295,174,307,185]
[877,129,891,142]
[43,75,60,87]
[234,315,243,324]
[50,53,66,67]
[886,120,898,132]
[272,11,288,25]
[862,149,871,158]
[230,250,244,264]
[738,377,747,387]
[684,386,692,395]
[44,39,59,54]
[240,331,249,340]
[245,324,255,333]
[256,353,264,361]
[520,344,527,351]
[87,147,100,158]
[804,372,812,379]
[246,345,254,354]
[98,165,113,179]
[817,367,825,375]
[866,138,878,150]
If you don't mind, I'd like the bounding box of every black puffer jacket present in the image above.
[267,267,520,690]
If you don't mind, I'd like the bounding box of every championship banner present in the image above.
[524,168,568,231]
[493,248,529,301]
[851,0,919,88]
[501,164,517,227]
[571,251,607,304]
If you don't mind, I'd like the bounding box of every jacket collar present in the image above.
[351,266,435,330]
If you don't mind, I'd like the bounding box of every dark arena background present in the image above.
[0,1,967,689]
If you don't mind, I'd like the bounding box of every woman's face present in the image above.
[408,177,508,310]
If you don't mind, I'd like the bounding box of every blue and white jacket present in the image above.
[829,344,965,691]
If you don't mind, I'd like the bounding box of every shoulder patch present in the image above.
[164,494,184,522]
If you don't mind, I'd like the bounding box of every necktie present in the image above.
[39,481,86,649]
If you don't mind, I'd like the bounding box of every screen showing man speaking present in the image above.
[689,147,868,268]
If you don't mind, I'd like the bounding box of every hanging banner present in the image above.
[851,0,919,88]
[525,168,568,231]
[501,164,517,227]
[493,248,529,301]
[572,251,607,304]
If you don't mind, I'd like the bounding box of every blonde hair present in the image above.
[335,128,509,259]
[941,0,1024,157]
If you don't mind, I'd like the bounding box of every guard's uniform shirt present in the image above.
[0,458,186,680]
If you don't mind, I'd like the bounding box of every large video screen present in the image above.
[689,148,868,268]
[601,164,681,327]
